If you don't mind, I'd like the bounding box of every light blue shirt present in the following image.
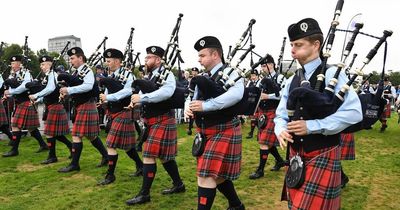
[274,57,362,136]
[33,70,57,99]
[66,64,95,95]
[105,68,134,102]
[0,76,4,88]
[194,62,244,111]
[9,69,31,95]
[139,66,176,103]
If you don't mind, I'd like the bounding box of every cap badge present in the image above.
[200,40,205,47]
[300,22,308,32]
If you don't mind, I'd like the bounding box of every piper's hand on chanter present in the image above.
[99,93,107,104]
[287,120,307,136]
[125,94,140,109]
[60,87,69,96]
[277,130,293,150]
[189,100,204,112]
[184,107,193,121]
[29,95,36,101]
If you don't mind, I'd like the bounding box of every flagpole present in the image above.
[341,13,362,60]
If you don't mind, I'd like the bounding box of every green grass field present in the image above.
[0,116,399,210]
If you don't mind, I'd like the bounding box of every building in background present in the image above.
[48,35,82,64]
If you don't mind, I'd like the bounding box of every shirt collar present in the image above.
[209,62,223,76]
[303,57,321,79]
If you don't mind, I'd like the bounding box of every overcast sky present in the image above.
[1,0,398,74]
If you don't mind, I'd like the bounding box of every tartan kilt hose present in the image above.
[11,101,40,130]
[381,103,391,119]
[340,133,355,160]
[196,118,242,181]
[71,102,99,138]
[287,146,341,210]
[0,102,9,126]
[143,112,177,161]
[44,103,70,137]
[257,109,279,147]
[106,110,136,150]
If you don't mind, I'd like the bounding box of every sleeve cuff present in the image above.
[306,120,323,134]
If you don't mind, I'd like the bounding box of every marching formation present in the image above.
[0,1,396,209]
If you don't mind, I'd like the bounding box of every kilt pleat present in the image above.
[71,102,99,138]
[44,104,70,137]
[340,133,355,160]
[143,112,177,161]
[0,102,9,126]
[287,146,341,210]
[196,118,242,181]
[257,109,279,147]
[106,110,136,150]
[11,101,40,130]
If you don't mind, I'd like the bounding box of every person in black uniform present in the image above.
[97,48,143,185]
[58,47,108,172]
[126,46,185,206]
[3,55,48,157]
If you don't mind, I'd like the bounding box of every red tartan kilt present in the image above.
[106,110,136,150]
[257,109,278,147]
[0,102,9,126]
[71,102,99,138]
[44,104,70,137]
[143,112,177,160]
[196,118,242,181]
[286,146,341,210]
[11,101,40,130]
[381,103,391,119]
[340,133,355,160]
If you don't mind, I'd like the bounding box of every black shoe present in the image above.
[227,203,245,210]
[380,125,387,132]
[270,161,285,171]
[126,194,150,205]
[36,146,49,153]
[162,183,186,195]
[2,150,19,157]
[96,156,108,167]
[98,174,116,185]
[58,164,80,173]
[341,175,349,188]
[130,168,143,177]
[41,157,58,164]
[245,134,253,139]
[249,170,264,179]
[186,129,192,135]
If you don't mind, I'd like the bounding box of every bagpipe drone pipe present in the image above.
[128,13,186,110]
[287,27,392,133]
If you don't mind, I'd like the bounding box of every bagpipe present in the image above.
[286,0,393,134]
[3,36,32,103]
[98,27,140,108]
[57,37,107,104]
[187,19,262,139]
[188,19,261,116]
[128,13,186,110]
[25,41,71,98]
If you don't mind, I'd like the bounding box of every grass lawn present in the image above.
[0,116,399,210]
